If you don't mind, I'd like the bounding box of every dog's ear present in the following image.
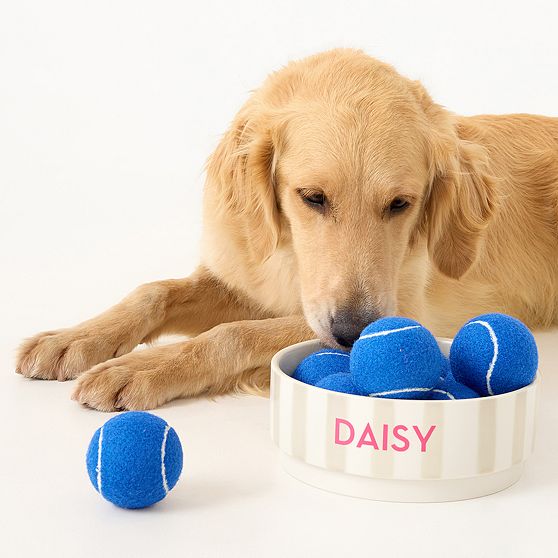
[413,84,496,279]
[206,102,281,262]
[424,139,495,279]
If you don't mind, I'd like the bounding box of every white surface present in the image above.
[1,1,557,556]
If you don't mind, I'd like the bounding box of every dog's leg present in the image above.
[72,315,314,411]
[16,266,266,381]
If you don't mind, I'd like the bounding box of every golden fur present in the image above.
[16,49,558,410]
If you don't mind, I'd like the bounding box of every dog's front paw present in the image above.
[16,326,140,382]
[71,347,183,411]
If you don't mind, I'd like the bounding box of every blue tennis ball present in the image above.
[86,411,183,509]
[430,370,479,400]
[350,317,443,399]
[439,355,451,382]
[292,348,350,385]
[450,313,538,396]
[316,373,362,395]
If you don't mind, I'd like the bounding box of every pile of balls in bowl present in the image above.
[292,313,538,400]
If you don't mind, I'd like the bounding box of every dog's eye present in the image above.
[389,197,410,214]
[298,189,326,210]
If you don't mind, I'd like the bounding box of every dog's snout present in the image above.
[330,307,383,348]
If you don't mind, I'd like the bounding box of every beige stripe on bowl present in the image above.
[290,380,309,460]
[441,401,477,478]
[524,385,538,458]
[421,402,445,479]
[304,387,329,467]
[477,398,497,474]
[370,398,396,479]
[277,375,295,455]
[493,395,515,472]
[391,401,424,479]
[512,389,527,465]
[324,393,349,472]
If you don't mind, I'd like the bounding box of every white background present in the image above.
[1,1,557,556]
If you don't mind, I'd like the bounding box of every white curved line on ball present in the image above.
[431,388,456,400]
[358,325,420,341]
[161,425,171,494]
[96,426,104,496]
[466,320,498,396]
[368,387,432,397]
[315,351,350,358]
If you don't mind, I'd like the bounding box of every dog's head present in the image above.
[207,49,495,348]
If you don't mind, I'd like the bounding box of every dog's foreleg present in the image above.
[72,315,314,411]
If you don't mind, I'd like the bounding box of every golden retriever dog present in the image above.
[16,49,558,411]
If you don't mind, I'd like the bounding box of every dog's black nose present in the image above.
[331,307,383,348]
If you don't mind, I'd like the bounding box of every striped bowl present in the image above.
[270,338,538,502]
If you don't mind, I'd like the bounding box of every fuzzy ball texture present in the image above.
[292,348,350,385]
[430,369,479,400]
[450,313,538,396]
[350,317,444,399]
[316,373,362,394]
[86,411,183,509]
[439,355,451,382]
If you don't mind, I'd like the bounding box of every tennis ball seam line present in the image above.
[357,325,421,342]
[315,352,350,358]
[161,424,171,495]
[367,387,432,397]
[96,426,104,496]
[466,320,499,396]
[431,388,456,400]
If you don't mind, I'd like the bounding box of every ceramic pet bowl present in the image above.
[270,338,538,502]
